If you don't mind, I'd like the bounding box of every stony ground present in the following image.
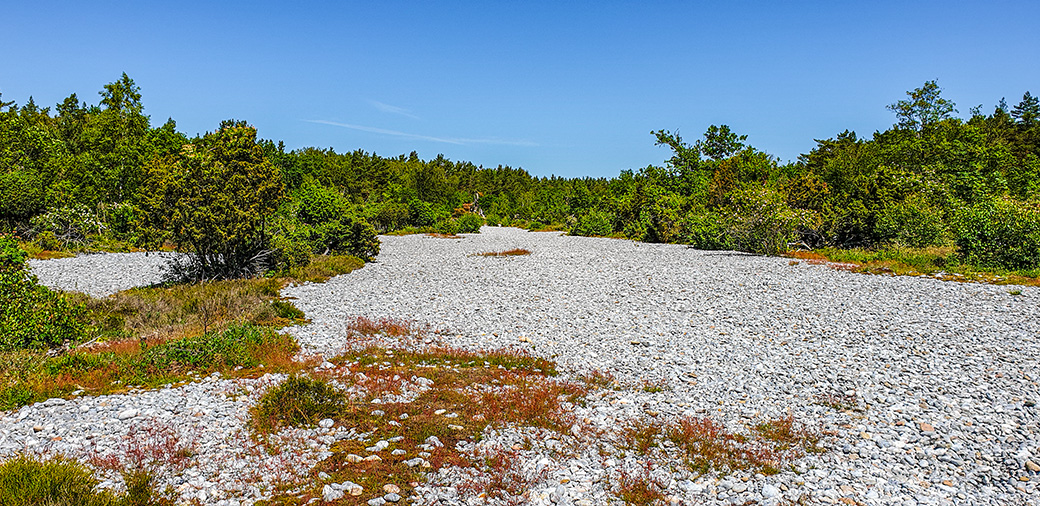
[13,227,1040,505]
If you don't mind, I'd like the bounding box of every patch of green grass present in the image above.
[284,254,364,284]
[0,324,302,411]
[791,246,1040,286]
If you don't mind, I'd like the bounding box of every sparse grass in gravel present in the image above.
[252,326,827,504]
[789,247,1040,286]
[0,324,303,411]
[615,414,823,477]
[610,461,669,506]
[252,344,581,504]
[814,390,858,411]
[473,248,532,257]
[344,316,428,340]
[457,445,548,505]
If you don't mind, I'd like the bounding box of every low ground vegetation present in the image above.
[244,317,826,505]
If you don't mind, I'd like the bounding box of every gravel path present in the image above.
[8,227,1040,505]
[30,252,176,297]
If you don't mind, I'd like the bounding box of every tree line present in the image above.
[2,75,1040,279]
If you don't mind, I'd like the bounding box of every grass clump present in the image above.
[473,248,532,257]
[252,375,347,434]
[0,454,119,506]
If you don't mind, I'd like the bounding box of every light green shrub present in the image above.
[570,210,613,237]
[955,197,1040,269]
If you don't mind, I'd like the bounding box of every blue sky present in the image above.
[3,1,1038,178]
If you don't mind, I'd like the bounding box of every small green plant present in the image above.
[1009,289,1023,296]
[0,454,118,506]
[251,375,347,433]
[456,212,484,233]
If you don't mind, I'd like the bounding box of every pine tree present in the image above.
[1011,91,1039,127]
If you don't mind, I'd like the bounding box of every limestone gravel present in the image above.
[7,227,1040,505]
[30,251,176,297]
[284,227,1040,505]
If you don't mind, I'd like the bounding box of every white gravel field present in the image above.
[11,227,1040,505]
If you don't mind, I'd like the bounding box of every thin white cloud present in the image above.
[306,119,538,147]
[368,100,421,120]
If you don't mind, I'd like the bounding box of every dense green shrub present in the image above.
[570,210,613,237]
[105,202,137,242]
[876,194,948,248]
[252,375,346,433]
[725,186,811,255]
[0,170,45,225]
[311,216,380,261]
[137,122,283,280]
[0,455,118,506]
[679,210,733,250]
[368,200,410,233]
[955,197,1040,269]
[408,199,437,227]
[32,230,61,251]
[296,180,349,225]
[434,218,460,235]
[456,212,484,233]
[0,234,87,351]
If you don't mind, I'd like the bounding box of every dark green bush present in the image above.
[252,375,346,433]
[408,199,437,227]
[32,231,61,251]
[269,229,311,271]
[456,213,484,233]
[434,218,460,235]
[0,234,87,351]
[725,186,810,255]
[955,197,1040,269]
[0,170,45,225]
[105,202,137,242]
[570,210,613,237]
[137,122,283,280]
[369,201,410,233]
[0,454,117,506]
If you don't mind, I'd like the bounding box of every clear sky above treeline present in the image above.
[4,1,1038,178]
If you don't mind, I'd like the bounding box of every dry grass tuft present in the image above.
[345,316,427,339]
[612,461,670,506]
[473,248,532,257]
